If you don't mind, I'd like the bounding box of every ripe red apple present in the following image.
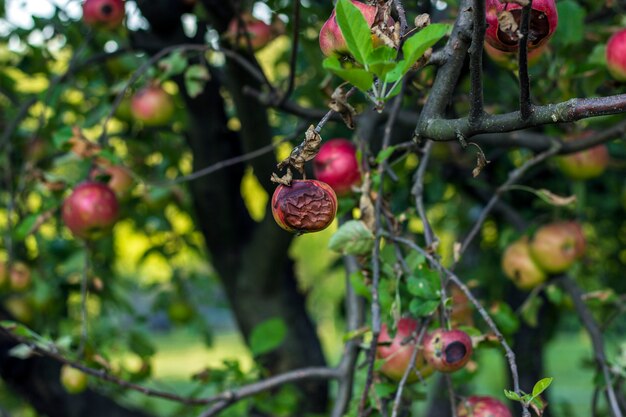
[607,29,626,82]
[319,1,391,57]
[130,84,175,127]
[60,364,89,394]
[62,182,120,240]
[313,139,361,196]
[529,221,586,274]
[90,164,134,198]
[227,13,274,51]
[82,0,125,29]
[423,328,473,373]
[501,237,547,290]
[485,0,558,53]
[271,180,337,233]
[376,318,435,383]
[457,396,512,417]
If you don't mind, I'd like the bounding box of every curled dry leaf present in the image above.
[414,13,431,30]
[329,87,357,129]
[470,143,490,178]
[359,173,375,231]
[536,189,577,206]
[497,10,519,38]
[271,125,322,185]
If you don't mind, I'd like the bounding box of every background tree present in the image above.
[0,0,625,417]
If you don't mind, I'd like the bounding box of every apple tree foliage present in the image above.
[0,1,625,417]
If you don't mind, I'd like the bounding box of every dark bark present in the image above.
[132,2,329,413]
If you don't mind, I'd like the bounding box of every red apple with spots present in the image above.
[82,0,125,29]
[485,0,558,53]
[529,221,586,274]
[376,318,435,383]
[313,139,361,196]
[607,29,626,82]
[457,396,512,417]
[62,182,119,240]
[131,84,175,127]
[423,328,473,373]
[501,237,547,290]
[271,180,337,233]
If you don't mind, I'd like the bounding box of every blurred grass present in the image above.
[116,328,599,417]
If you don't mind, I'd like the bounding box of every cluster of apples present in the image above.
[502,221,585,290]
[378,318,511,417]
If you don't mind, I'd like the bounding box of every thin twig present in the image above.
[279,0,301,105]
[518,1,533,119]
[457,141,562,260]
[387,235,530,417]
[358,91,404,416]
[469,0,486,124]
[559,276,624,417]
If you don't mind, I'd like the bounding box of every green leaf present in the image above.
[490,302,520,335]
[375,146,396,164]
[504,389,523,402]
[128,330,156,358]
[9,344,34,359]
[367,46,399,79]
[323,56,373,92]
[184,64,210,98]
[532,377,554,398]
[552,1,585,47]
[406,276,438,300]
[44,154,91,186]
[13,214,38,241]
[520,295,544,328]
[385,23,449,82]
[249,318,287,356]
[335,0,374,64]
[328,220,375,255]
[409,299,439,317]
[158,51,188,80]
[349,271,372,301]
[52,126,74,149]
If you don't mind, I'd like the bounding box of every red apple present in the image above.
[607,29,626,82]
[485,0,558,53]
[449,285,474,327]
[271,180,337,233]
[90,164,134,198]
[227,13,274,51]
[555,133,610,180]
[423,328,473,373]
[529,221,586,274]
[501,237,547,290]
[60,364,89,394]
[319,1,392,57]
[377,318,435,383]
[457,396,512,417]
[313,139,361,196]
[130,84,175,127]
[82,0,125,29]
[62,182,120,240]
